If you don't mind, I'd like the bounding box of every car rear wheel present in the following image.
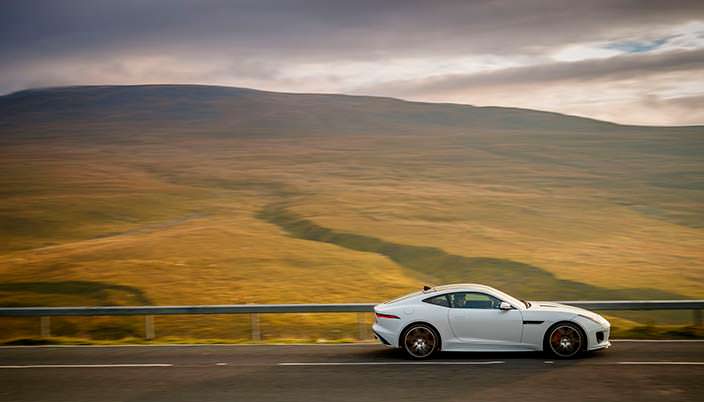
[544,322,584,358]
[402,324,438,359]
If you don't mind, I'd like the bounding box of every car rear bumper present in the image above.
[372,323,399,348]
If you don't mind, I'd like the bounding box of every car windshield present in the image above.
[485,287,525,309]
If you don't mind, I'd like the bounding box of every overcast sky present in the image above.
[1,0,703,125]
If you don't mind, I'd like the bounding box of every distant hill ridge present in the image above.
[0,84,700,138]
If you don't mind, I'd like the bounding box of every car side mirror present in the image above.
[499,302,513,310]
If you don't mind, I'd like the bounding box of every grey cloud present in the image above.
[1,0,703,124]
[665,94,704,109]
[630,93,704,124]
[642,93,704,110]
[362,48,704,97]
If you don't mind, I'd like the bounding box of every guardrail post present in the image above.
[357,312,366,340]
[40,316,51,337]
[250,313,261,341]
[144,315,155,340]
[694,310,702,327]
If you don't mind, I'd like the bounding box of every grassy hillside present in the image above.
[0,85,702,340]
[0,84,634,138]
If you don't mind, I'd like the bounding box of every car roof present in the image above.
[422,283,525,309]
[429,283,498,293]
[384,283,524,309]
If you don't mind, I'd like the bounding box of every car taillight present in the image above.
[375,313,400,319]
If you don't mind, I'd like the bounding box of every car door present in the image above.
[447,292,524,348]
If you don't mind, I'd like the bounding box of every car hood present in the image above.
[528,302,607,323]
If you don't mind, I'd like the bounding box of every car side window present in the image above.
[423,294,450,307]
[448,292,502,309]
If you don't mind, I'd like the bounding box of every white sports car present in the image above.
[372,284,611,359]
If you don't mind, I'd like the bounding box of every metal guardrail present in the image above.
[0,304,377,316]
[1,300,702,340]
[553,300,704,310]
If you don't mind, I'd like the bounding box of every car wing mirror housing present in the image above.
[499,302,513,310]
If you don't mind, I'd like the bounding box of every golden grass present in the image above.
[0,131,702,340]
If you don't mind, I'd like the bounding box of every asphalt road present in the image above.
[1,341,703,402]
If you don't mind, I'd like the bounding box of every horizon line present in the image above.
[3,83,703,129]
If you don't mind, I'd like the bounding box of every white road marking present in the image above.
[0,342,379,349]
[278,361,505,366]
[616,361,704,365]
[1,339,702,349]
[279,360,704,367]
[0,364,173,369]
[612,339,704,343]
[1,361,702,369]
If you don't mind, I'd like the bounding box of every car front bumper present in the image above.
[586,326,611,351]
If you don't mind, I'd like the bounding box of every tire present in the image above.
[544,322,585,359]
[401,323,439,359]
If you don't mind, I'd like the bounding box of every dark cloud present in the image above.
[2,0,703,63]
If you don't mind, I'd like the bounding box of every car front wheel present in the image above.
[402,324,438,359]
[544,322,584,358]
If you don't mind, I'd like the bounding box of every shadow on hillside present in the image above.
[0,280,152,306]
[257,204,684,302]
